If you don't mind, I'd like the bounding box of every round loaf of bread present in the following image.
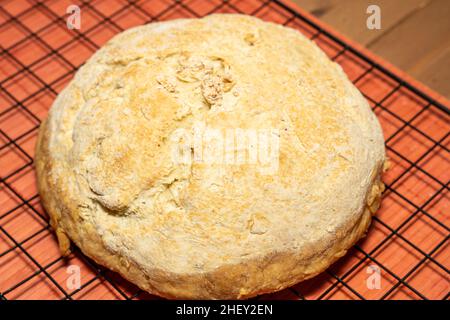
[36,14,385,299]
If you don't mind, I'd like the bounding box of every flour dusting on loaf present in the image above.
[36,14,385,299]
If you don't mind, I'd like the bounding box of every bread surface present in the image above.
[36,14,385,299]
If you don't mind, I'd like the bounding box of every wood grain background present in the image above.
[293,0,450,99]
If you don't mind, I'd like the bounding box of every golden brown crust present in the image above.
[35,14,385,299]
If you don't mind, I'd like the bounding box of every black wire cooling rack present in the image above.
[0,0,449,300]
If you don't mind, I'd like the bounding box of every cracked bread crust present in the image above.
[35,14,385,299]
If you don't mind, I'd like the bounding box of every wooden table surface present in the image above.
[293,0,450,99]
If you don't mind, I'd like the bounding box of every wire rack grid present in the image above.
[0,0,448,300]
